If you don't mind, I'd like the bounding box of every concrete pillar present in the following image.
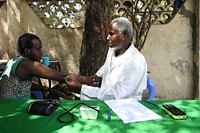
[0,0,8,59]
[194,0,200,99]
[7,0,21,57]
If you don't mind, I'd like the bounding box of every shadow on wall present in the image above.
[0,3,8,59]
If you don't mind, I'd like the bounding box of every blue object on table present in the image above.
[143,100,159,108]
[31,90,44,99]
[147,76,156,100]
[107,110,111,122]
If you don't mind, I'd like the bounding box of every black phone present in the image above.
[162,104,186,120]
[27,100,60,116]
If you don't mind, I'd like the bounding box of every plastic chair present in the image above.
[147,76,156,100]
[31,90,44,99]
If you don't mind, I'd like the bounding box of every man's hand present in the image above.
[90,75,102,87]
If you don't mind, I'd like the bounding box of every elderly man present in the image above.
[66,17,147,100]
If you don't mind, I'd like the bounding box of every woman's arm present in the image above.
[68,73,93,85]
[16,59,68,82]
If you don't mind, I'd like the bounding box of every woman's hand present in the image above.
[65,76,82,93]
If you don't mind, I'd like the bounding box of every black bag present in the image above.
[27,99,60,116]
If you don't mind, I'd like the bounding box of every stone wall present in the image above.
[0,0,83,74]
[142,0,196,99]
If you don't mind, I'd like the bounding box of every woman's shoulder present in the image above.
[9,56,28,63]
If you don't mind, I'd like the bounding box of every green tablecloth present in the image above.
[0,99,199,133]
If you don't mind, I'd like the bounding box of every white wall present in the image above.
[142,0,195,99]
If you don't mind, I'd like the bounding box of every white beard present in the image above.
[113,42,123,51]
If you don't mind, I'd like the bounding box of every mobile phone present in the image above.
[162,104,186,120]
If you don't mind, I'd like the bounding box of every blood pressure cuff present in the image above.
[27,100,60,116]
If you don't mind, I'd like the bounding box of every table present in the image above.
[0,100,199,133]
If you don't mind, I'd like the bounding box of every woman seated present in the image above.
[0,33,68,99]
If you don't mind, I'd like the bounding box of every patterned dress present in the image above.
[0,57,33,99]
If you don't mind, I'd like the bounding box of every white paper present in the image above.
[105,98,162,124]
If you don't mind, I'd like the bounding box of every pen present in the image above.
[143,100,160,108]
[107,110,111,122]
